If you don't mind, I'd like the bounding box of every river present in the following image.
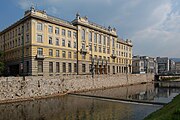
[0,81,179,120]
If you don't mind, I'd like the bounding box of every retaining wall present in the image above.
[0,74,154,103]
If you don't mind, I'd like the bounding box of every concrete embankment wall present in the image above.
[0,74,154,103]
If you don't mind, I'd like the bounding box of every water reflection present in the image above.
[0,95,160,120]
[82,82,180,103]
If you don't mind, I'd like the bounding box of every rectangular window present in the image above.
[37,48,43,55]
[82,54,86,59]
[62,39,65,46]
[56,38,59,46]
[68,52,71,58]
[49,62,53,73]
[73,32,77,39]
[62,29,66,36]
[94,45,97,52]
[112,38,115,47]
[49,37,53,44]
[89,44,92,51]
[68,41,71,47]
[81,29,85,40]
[107,37,110,46]
[56,50,59,57]
[98,34,101,44]
[48,25,53,33]
[37,34,43,43]
[68,63,72,73]
[56,62,60,73]
[74,41,77,48]
[94,33,97,43]
[49,49,53,56]
[62,51,66,58]
[74,63,77,72]
[55,27,59,35]
[103,36,106,45]
[82,64,86,73]
[74,52,77,59]
[99,46,102,52]
[107,48,110,54]
[63,62,66,73]
[89,32,92,42]
[68,30,71,38]
[37,23,43,31]
[26,34,29,43]
[38,61,43,73]
[103,47,106,53]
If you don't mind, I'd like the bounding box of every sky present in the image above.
[0,0,180,58]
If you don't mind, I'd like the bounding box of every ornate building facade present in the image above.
[0,7,132,76]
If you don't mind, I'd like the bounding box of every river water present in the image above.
[0,82,179,120]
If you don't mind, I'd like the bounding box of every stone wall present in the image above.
[0,74,154,103]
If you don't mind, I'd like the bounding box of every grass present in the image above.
[144,94,180,120]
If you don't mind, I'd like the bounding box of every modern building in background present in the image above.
[156,57,175,74]
[175,62,180,74]
[132,56,157,74]
[0,7,133,76]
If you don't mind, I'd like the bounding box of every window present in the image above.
[37,34,43,43]
[74,52,77,59]
[107,48,110,54]
[68,41,71,47]
[73,32,77,39]
[82,64,86,73]
[99,46,102,52]
[56,38,59,46]
[62,39,65,46]
[107,37,110,46]
[68,63,72,72]
[74,41,77,48]
[89,55,92,60]
[63,62,66,73]
[49,49,53,56]
[37,48,43,55]
[98,34,101,44]
[103,36,106,45]
[116,44,118,48]
[26,48,29,56]
[55,27,59,35]
[68,52,71,58]
[49,62,53,73]
[48,25,53,33]
[26,22,29,31]
[26,34,29,43]
[94,33,97,43]
[82,54,86,59]
[62,51,66,58]
[108,57,110,62]
[81,29,85,40]
[38,61,43,73]
[56,62,60,73]
[103,47,106,53]
[89,32,92,42]
[56,50,59,57]
[74,63,77,72]
[62,29,66,36]
[82,43,85,49]
[49,37,53,44]
[94,45,97,52]
[112,38,115,47]
[68,31,71,38]
[37,23,43,31]
[89,44,92,51]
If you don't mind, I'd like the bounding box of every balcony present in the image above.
[111,53,117,58]
[36,54,45,59]
[80,49,87,54]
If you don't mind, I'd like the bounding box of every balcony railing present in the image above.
[36,54,45,59]
[80,49,87,54]
[111,53,117,58]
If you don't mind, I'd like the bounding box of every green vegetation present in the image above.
[144,94,180,120]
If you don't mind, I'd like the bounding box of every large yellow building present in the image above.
[0,7,132,76]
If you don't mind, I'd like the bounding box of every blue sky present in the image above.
[1,0,180,57]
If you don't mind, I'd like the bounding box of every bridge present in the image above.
[154,73,180,81]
